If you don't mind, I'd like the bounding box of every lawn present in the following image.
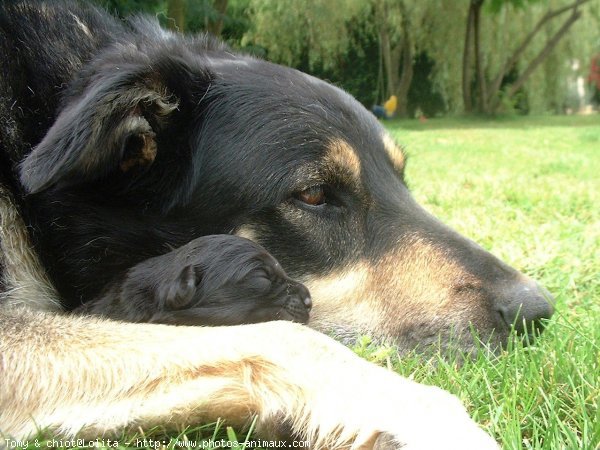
[375,114,599,450]
[26,115,599,449]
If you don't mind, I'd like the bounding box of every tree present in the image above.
[185,0,598,115]
[186,0,240,38]
[373,0,414,117]
[243,0,365,70]
[463,0,594,114]
[167,0,187,32]
[462,0,486,113]
[205,0,228,36]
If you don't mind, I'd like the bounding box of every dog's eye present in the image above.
[294,185,325,206]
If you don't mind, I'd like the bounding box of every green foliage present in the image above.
[242,0,367,70]
[185,0,251,41]
[218,0,253,45]
[488,0,543,14]
[93,0,163,16]
[300,14,382,107]
[90,0,600,115]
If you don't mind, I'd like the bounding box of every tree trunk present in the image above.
[380,25,395,100]
[376,1,401,102]
[206,0,228,37]
[375,0,413,118]
[395,44,413,117]
[395,2,414,118]
[167,0,186,33]
[472,0,487,114]
[486,0,591,112]
[494,8,583,111]
[462,3,475,113]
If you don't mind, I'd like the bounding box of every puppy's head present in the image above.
[21,26,553,352]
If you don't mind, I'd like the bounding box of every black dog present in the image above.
[0,1,552,446]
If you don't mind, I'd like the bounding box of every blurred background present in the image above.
[93,0,600,118]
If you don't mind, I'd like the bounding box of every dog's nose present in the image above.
[494,280,554,336]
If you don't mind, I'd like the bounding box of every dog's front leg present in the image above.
[0,309,497,449]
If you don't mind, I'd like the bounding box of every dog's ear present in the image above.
[19,67,181,194]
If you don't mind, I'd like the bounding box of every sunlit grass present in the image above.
[381,114,600,449]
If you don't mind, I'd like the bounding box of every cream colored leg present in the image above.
[0,309,497,449]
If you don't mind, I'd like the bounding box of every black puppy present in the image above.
[75,235,311,325]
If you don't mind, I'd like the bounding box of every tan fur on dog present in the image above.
[0,186,60,312]
[0,308,497,449]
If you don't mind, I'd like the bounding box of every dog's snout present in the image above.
[494,280,554,336]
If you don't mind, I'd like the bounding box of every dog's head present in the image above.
[20,25,554,352]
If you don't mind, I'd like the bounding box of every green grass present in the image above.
[21,115,599,449]
[376,114,599,450]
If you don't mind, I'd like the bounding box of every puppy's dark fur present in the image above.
[0,1,552,445]
[75,234,311,325]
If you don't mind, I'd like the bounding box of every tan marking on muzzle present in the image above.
[382,133,405,173]
[299,263,375,334]
[369,236,468,308]
[325,139,361,180]
[302,235,483,340]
